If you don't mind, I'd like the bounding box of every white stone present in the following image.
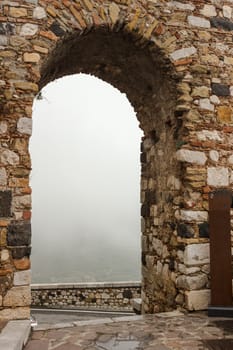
[176,274,208,290]
[207,167,229,187]
[17,117,32,135]
[20,23,38,36]
[184,243,210,266]
[196,130,222,142]
[199,98,214,111]
[223,5,232,19]
[230,86,233,96]
[168,1,195,11]
[229,170,233,184]
[210,95,220,105]
[180,210,208,222]
[209,150,219,162]
[1,249,9,262]
[33,6,47,19]
[13,195,31,209]
[228,155,233,165]
[185,290,210,311]
[0,121,7,134]
[176,149,207,165]
[200,5,217,17]
[170,46,197,61]
[188,16,210,28]
[0,150,19,165]
[0,168,7,186]
[14,270,31,286]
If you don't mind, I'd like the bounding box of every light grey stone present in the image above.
[0,121,7,134]
[176,274,208,291]
[184,243,210,266]
[0,35,7,46]
[223,5,232,19]
[196,130,222,142]
[0,320,31,350]
[228,155,233,165]
[3,286,31,307]
[200,4,217,17]
[188,16,210,28]
[13,195,31,209]
[0,168,7,186]
[207,167,229,187]
[170,46,197,61]
[199,98,214,111]
[0,149,19,165]
[209,150,219,162]
[210,95,220,105]
[17,117,32,135]
[14,270,31,286]
[33,6,47,19]
[20,23,38,36]
[168,1,195,11]
[180,210,208,222]
[185,290,210,311]
[176,149,207,165]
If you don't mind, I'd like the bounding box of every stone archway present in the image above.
[1,0,233,319]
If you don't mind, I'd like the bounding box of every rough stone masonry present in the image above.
[0,0,233,320]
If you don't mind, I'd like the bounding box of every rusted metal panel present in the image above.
[209,190,232,307]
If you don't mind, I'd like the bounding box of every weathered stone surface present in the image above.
[184,243,210,266]
[210,17,233,31]
[7,222,31,247]
[3,286,31,307]
[33,6,47,19]
[180,210,208,222]
[13,270,31,286]
[9,7,27,18]
[177,224,194,238]
[199,98,214,111]
[17,117,32,135]
[207,167,229,187]
[188,16,210,28]
[209,150,219,162]
[196,130,222,142]
[0,168,7,186]
[13,257,30,270]
[0,150,19,165]
[170,47,196,61]
[23,52,40,63]
[199,222,209,238]
[0,191,12,217]
[211,83,230,96]
[185,290,210,311]
[20,23,38,36]
[176,150,207,165]
[217,106,232,123]
[11,247,31,260]
[168,2,195,11]
[0,307,30,320]
[177,274,208,291]
[200,5,217,17]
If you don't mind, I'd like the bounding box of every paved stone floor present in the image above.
[24,311,233,350]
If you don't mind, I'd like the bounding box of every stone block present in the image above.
[176,274,208,291]
[0,150,19,165]
[0,307,30,320]
[7,222,31,247]
[196,130,222,141]
[211,83,230,96]
[33,7,47,19]
[184,243,210,266]
[176,150,207,165]
[17,117,32,135]
[207,167,229,187]
[180,210,208,222]
[188,16,210,28]
[3,286,31,307]
[9,7,27,18]
[170,46,196,61]
[20,23,38,36]
[217,106,232,123]
[11,247,31,260]
[199,98,214,111]
[200,5,217,17]
[13,270,31,286]
[0,168,7,186]
[210,17,233,31]
[0,191,12,217]
[23,52,40,63]
[185,290,210,310]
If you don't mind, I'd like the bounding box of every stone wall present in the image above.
[0,0,233,319]
[31,282,141,311]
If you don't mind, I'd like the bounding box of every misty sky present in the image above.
[30,74,143,283]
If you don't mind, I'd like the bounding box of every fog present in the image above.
[30,74,143,283]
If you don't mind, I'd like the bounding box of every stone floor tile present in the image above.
[24,339,49,350]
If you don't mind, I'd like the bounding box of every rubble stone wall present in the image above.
[0,0,233,319]
[31,282,141,311]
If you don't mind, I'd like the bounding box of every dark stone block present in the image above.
[7,222,31,246]
[211,83,230,96]
[0,23,15,35]
[50,21,65,37]
[141,203,150,217]
[11,246,31,259]
[145,190,157,205]
[169,258,175,271]
[0,191,12,217]
[141,253,146,266]
[123,289,132,299]
[140,152,147,163]
[177,224,194,238]
[210,17,233,31]
[199,222,209,238]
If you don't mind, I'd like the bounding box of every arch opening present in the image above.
[30,73,142,284]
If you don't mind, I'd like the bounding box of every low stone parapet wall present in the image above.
[31,282,141,311]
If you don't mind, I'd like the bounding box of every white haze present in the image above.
[30,74,143,283]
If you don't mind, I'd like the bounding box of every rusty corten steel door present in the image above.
[209,189,233,307]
